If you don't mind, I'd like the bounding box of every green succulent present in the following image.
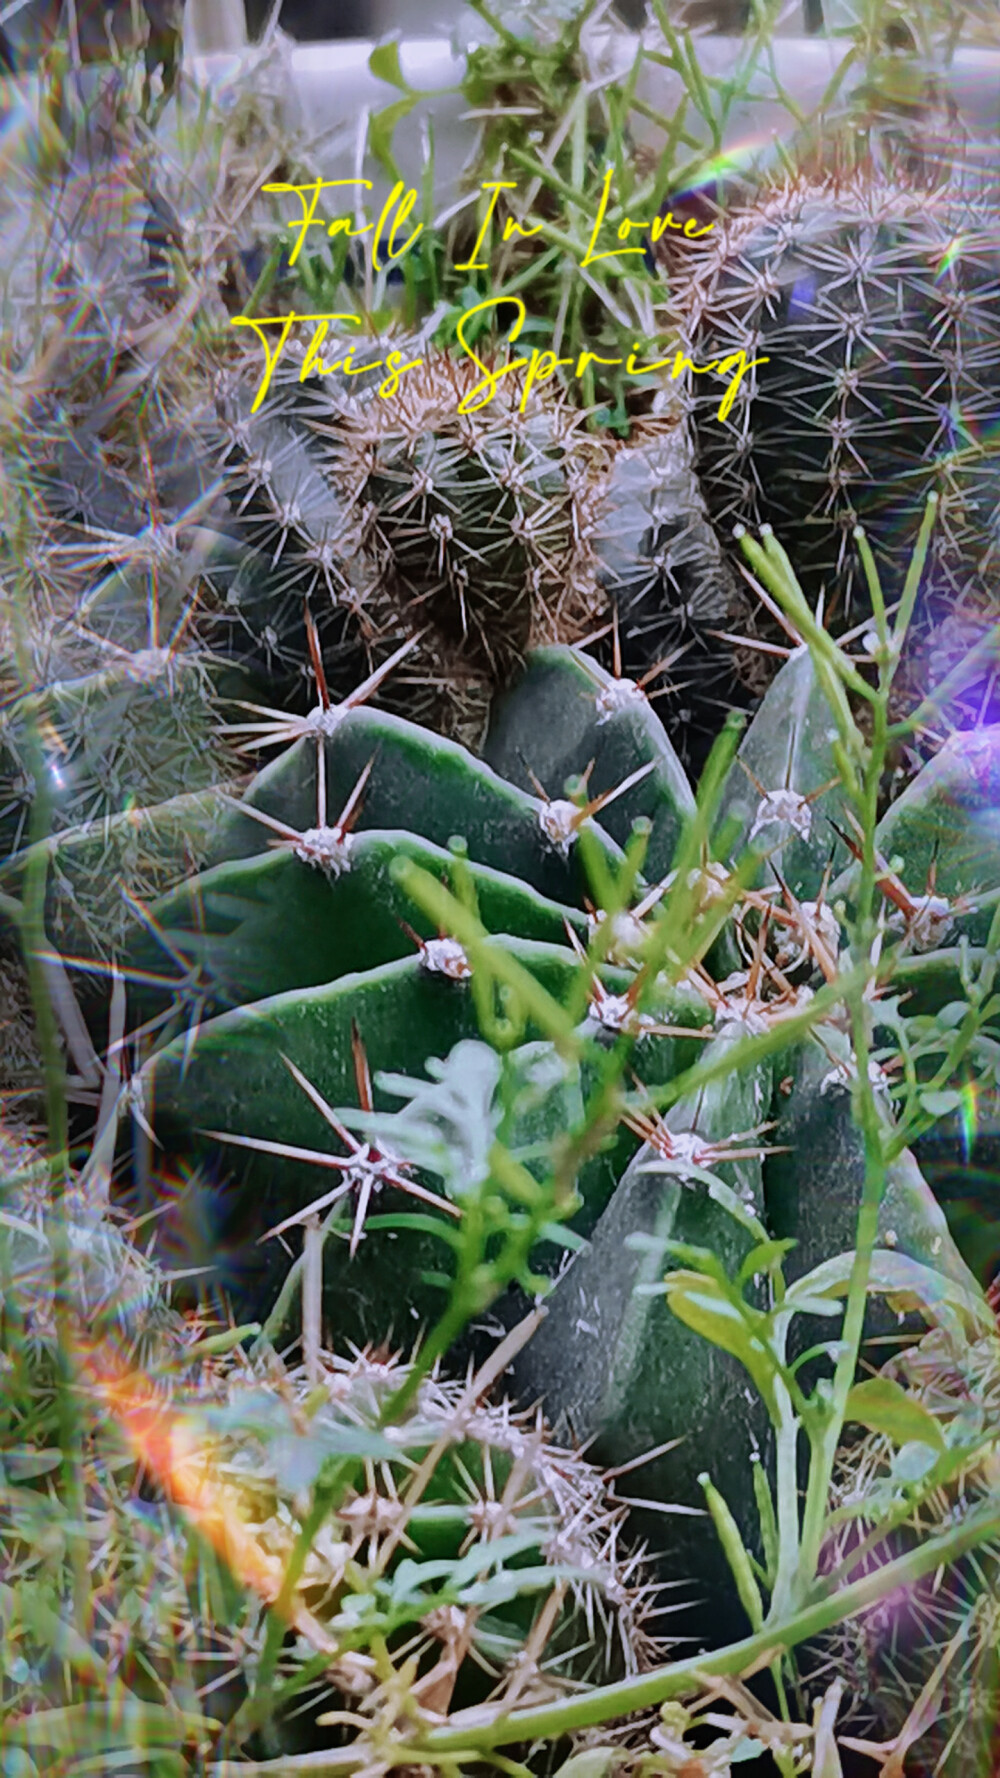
[668,167,1000,727]
[113,606,1000,1660]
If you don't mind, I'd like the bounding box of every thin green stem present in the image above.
[797,651,890,1596]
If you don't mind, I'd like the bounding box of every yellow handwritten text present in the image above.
[450,297,765,421]
[231,311,425,412]
[451,172,714,273]
[581,166,715,266]
[232,304,766,422]
[263,178,423,272]
[455,181,545,272]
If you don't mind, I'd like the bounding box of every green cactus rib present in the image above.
[764,1029,980,1379]
[483,645,696,882]
[713,643,849,902]
[129,829,589,1015]
[141,944,580,1336]
[510,1034,776,1648]
[831,723,1000,951]
[140,938,713,1338]
[213,706,632,905]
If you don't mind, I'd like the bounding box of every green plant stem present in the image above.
[797,629,890,1598]
[766,1351,802,1623]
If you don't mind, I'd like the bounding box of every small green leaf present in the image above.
[368,97,418,180]
[699,1471,764,1630]
[918,1088,963,1118]
[663,1271,779,1420]
[844,1377,946,1451]
[737,1237,797,1288]
[751,1453,778,1584]
[658,1239,731,1283]
[183,1323,259,1359]
[935,1001,972,1029]
[368,38,412,91]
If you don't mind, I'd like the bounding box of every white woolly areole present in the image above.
[689,861,730,905]
[421,937,472,980]
[775,900,841,969]
[749,789,813,845]
[588,908,648,960]
[716,1005,770,1038]
[304,703,348,737]
[595,678,647,723]
[664,1130,710,1175]
[890,893,955,953]
[539,799,579,854]
[588,990,656,1037]
[293,828,355,874]
[821,1055,890,1097]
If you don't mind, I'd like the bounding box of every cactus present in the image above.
[830,721,1000,960]
[207,351,372,708]
[669,169,1000,718]
[332,353,605,709]
[509,1028,779,1650]
[482,642,696,882]
[205,344,613,751]
[593,422,761,777]
[0,626,245,959]
[473,636,990,1638]
[0,1125,664,1768]
[817,1320,1000,1776]
[110,609,997,1668]
[130,686,710,1337]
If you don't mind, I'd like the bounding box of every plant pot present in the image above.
[180,25,1000,211]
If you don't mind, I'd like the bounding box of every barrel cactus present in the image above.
[126,670,703,1325]
[664,168,1000,723]
[0,1125,664,1769]
[115,595,998,1661]
[210,343,611,749]
[0,588,244,960]
[593,418,762,778]
[484,637,995,1640]
[818,1319,1000,1777]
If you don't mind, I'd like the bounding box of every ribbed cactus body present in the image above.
[210,352,373,688]
[0,650,240,956]
[820,1328,1000,1777]
[594,423,759,775]
[330,353,606,740]
[675,174,1000,656]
